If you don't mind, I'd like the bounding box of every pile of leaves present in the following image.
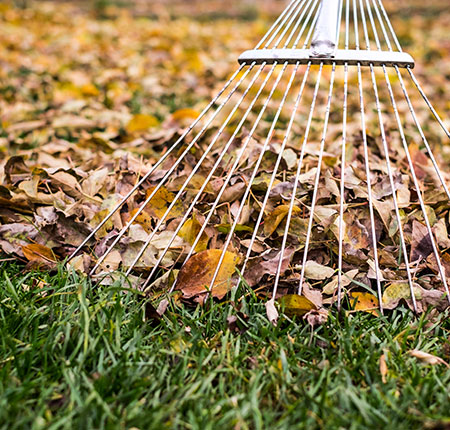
[0,0,449,317]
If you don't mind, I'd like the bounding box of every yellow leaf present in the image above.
[349,292,379,315]
[129,209,153,233]
[126,114,159,133]
[177,250,239,300]
[145,186,184,220]
[263,205,301,236]
[171,108,200,122]
[22,244,57,263]
[279,294,317,317]
[178,216,209,252]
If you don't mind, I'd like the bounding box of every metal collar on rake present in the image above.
[69,0,450,315]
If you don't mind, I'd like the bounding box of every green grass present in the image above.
[0,262,449,430]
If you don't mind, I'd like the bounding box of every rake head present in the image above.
[69,0,450,314]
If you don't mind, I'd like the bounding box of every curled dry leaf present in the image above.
[176,249,239,300]
[266,298,279,326]
[407,350,450,368]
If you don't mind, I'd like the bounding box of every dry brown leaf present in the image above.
[22,243,57,264]
[177,249,239,300]
[407,350,450,367]
[263,205,301,237]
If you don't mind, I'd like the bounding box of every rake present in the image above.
[69,0,450,314]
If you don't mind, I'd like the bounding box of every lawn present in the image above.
[0,263,449,429]
[1,0,450,428]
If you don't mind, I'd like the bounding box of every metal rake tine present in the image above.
[162,62,285,292]
[255,0,304,50]
[373,0,450,138]
[272,63,324,300]
[234,4,319,284]
[363,0,417,312]
[272,0,315,50]
[407,70,450,139]
[165,8,323,294]
[367,0,449,304]
[205,63,300,298]
[285,0,320,49]
[126,62,275,278]
[394,71,450,201]
[371,67,418,312]
[337,0,351,310]
[90,63,259,274]
[142,60,285,289]
[69,64,247,262]
[298,0,344,295]
[385,71,450,304]
[355,0,383,311]
[142,3,320,291]
[369,0,450,200]
[261,0,308,49]
[238,64,311,282]
[298,64,336,295]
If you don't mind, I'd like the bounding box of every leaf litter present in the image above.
[0,1,449,322]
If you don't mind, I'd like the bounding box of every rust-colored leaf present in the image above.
[177,249,239,300]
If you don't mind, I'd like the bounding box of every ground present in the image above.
[0,1,449,428]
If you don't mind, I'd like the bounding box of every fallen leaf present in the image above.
[266,298,279,326]
[126,114,159,133]
[304,260,335,280]
[349,292,380,315]
[263,205,301,236]
[407,350,449,367]
[177,249,239,300]
[22,243,57,264]
[279,294,316,317]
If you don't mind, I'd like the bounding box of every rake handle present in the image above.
[310,0,341,57]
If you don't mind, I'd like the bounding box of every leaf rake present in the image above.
[69,0,450,315]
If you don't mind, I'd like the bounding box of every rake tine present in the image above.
[144,10,321,291]
[373,0,450,138]
[298,0,344,295]
[69,64,247,262]
[238,64,311,280]
[298,64,336,295]
[369,0,450,200]
[367,0,450,305]
[90,63,259,274]
[272,63,323,300]
[284,0,320,50]
[364,0,417,311]
[70,0,307,265]
[165,6,322,294]
[384,70,450,305]
[255,0,305,49]
[337,0,351,310]
[356,0,383,311]
[205,63,299,298]
[126,63,276,278]
[201,0,322,297]
[140,59,284,288]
